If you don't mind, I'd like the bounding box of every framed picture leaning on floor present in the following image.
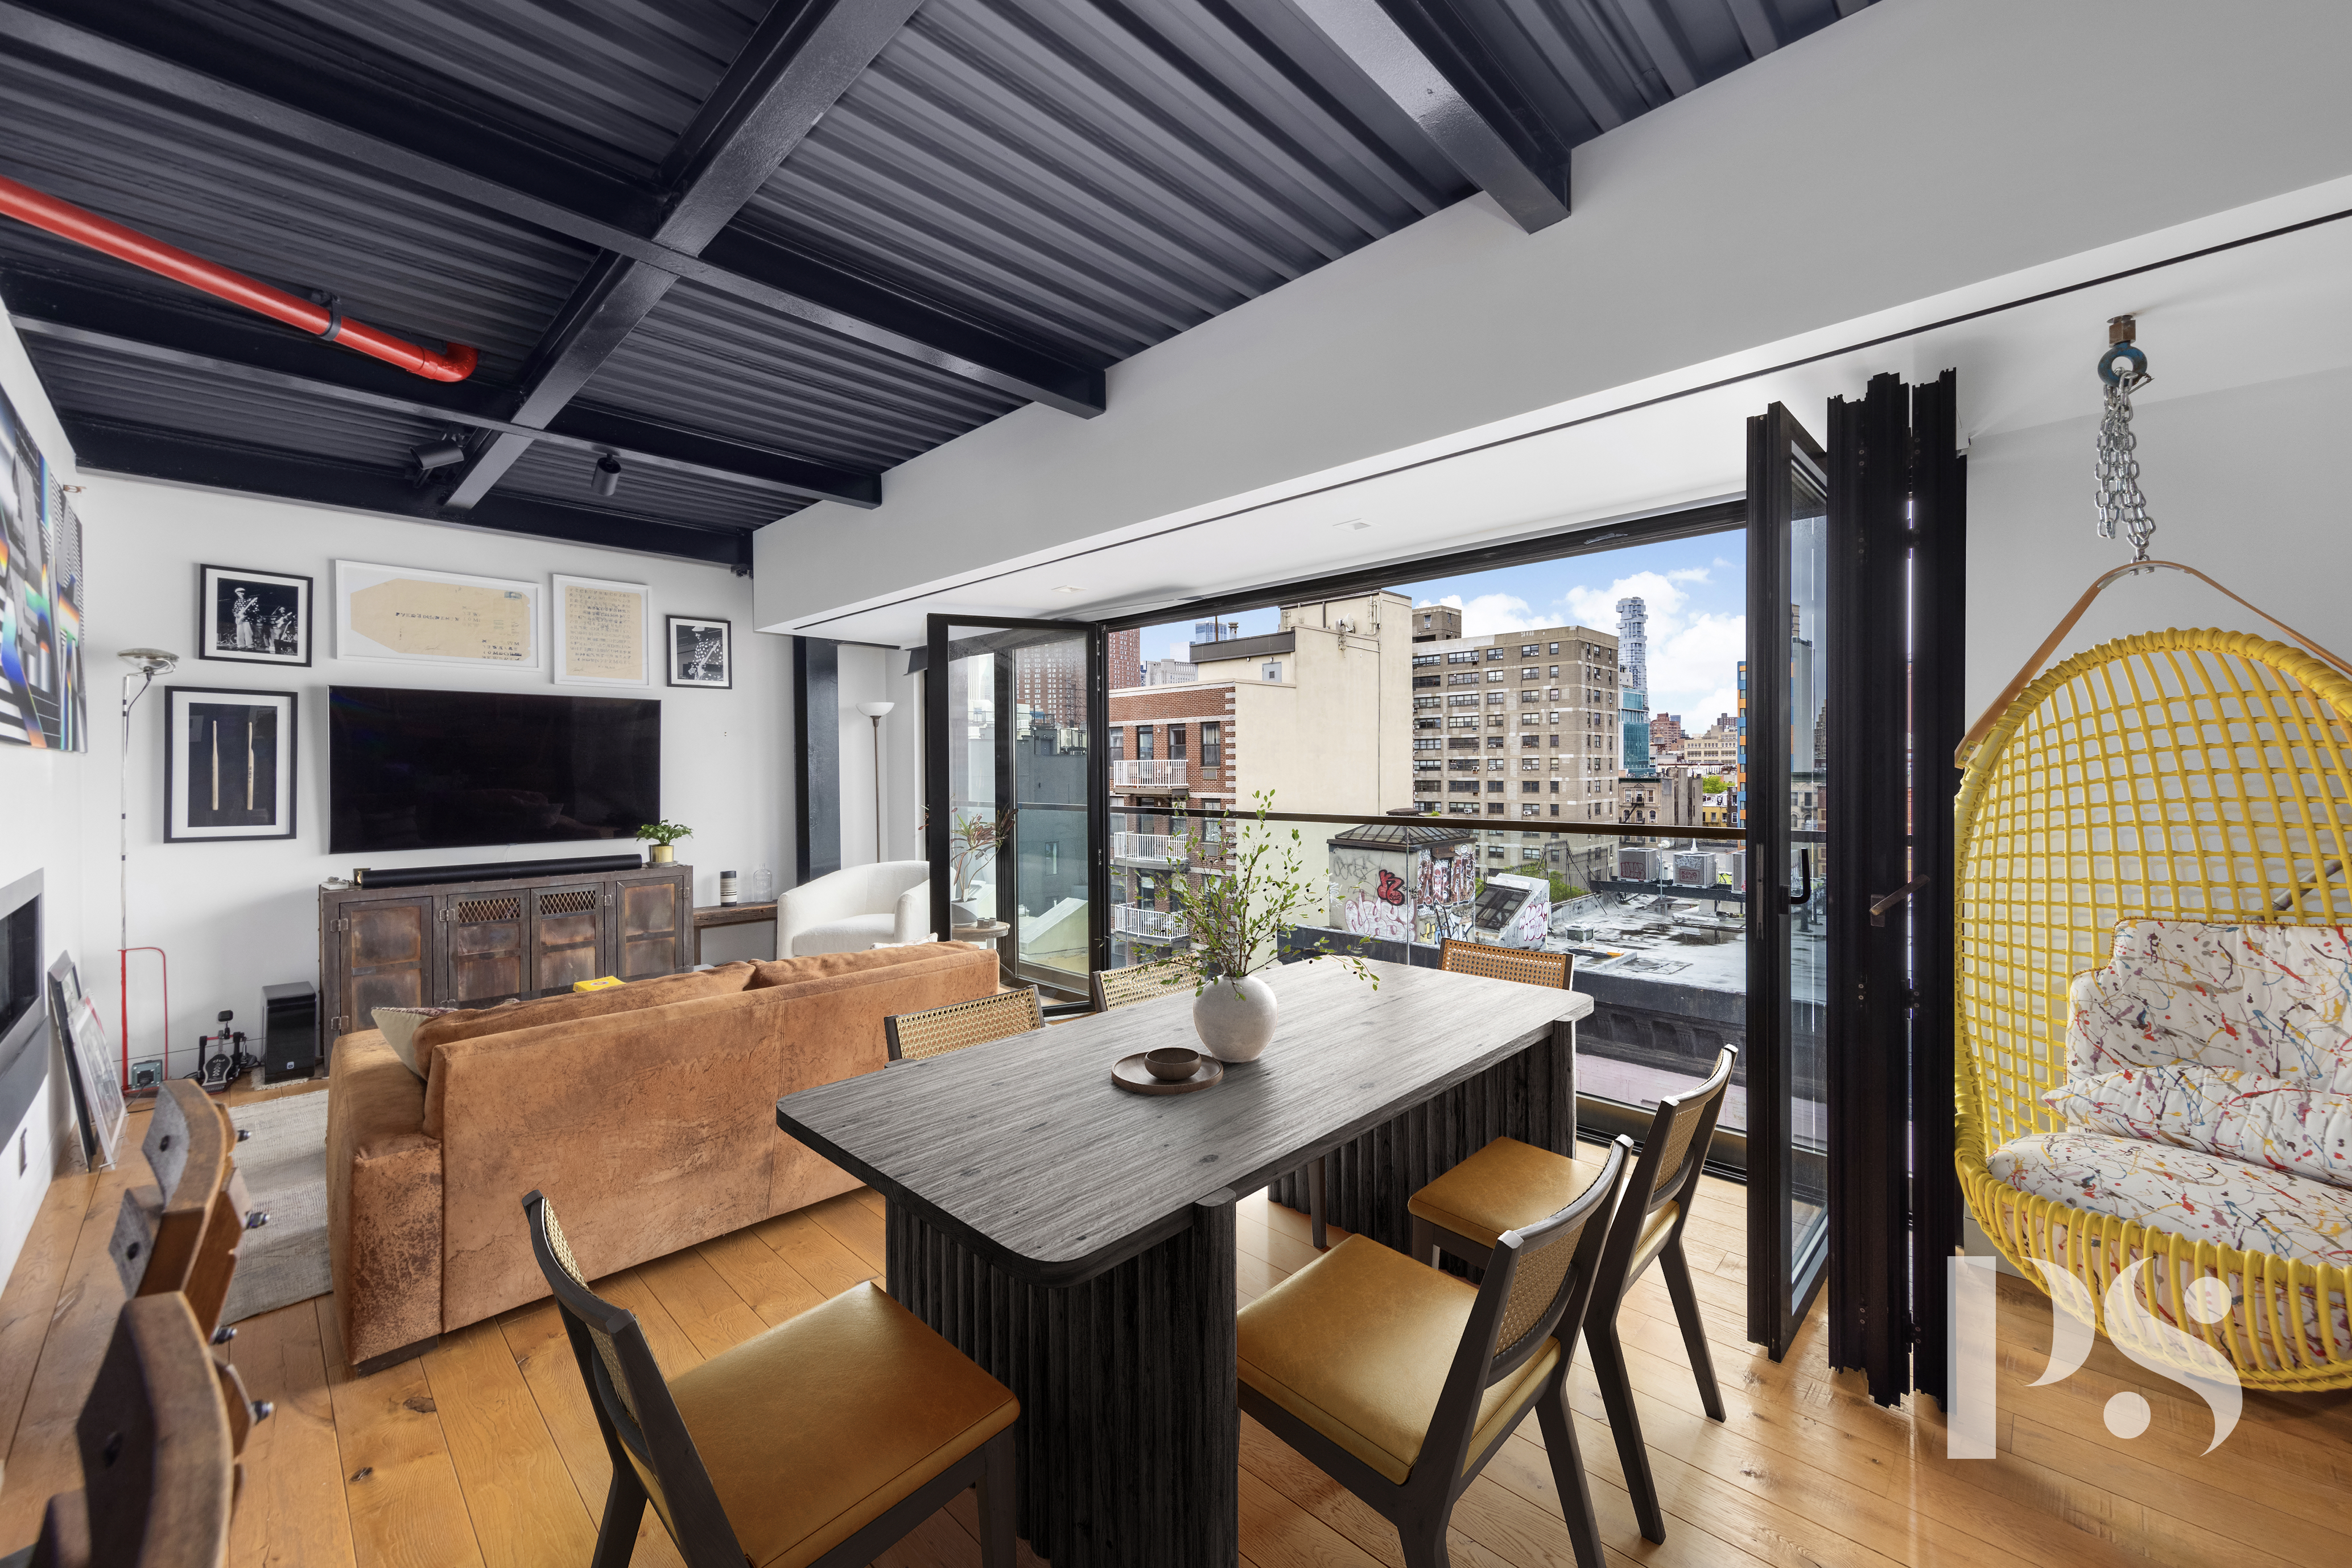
[164,685,298,842]
[667,614,732,688]
[199,564,312,667]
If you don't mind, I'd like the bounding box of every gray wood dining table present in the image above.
[774,956,1590,1567]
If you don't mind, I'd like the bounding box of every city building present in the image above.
[1142,657,1197,685]
[1620,765,1706,828]
[1649,712,1687,756]
[1108,626,1144,692]
[1107,590,1413,964]
[1409,604,1462,641]
[1616,596,1653,779]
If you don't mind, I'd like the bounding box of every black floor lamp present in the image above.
[856,700,893,863]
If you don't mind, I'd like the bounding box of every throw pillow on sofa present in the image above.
[2045,1064,2352,1191]
[373,1005,453,1077]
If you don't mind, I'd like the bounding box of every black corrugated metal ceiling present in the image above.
[0,0,1872,567]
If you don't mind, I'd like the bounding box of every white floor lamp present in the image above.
[117,647,179,1084]
[856,701,893,863]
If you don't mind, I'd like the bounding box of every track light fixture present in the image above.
[592,452,622,498]
[411,437,467,471]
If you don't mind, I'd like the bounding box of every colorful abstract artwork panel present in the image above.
[0,383,86,752]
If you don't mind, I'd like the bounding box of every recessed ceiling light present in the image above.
[1051,584,1084,593]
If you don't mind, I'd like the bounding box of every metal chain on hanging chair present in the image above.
[2094,316,2156,562]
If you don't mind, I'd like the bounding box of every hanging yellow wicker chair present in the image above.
[1955,628,2352,1392]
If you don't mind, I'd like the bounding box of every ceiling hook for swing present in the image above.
[2099,314,2150,390]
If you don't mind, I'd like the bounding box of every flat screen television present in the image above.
[328,686,660,855]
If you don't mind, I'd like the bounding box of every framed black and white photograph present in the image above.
[199,564,312,667]
[666,615,732,688]
[164,686,298,843]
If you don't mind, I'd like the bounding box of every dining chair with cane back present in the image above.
[1437,938,1574,992]
[522,1190,1019,1568]
[0,1292,240,1568]
[108,1079,266,1340]
[1238,1135,1631,1568]
[1406,1045,1737,1544]
[884,986,1044,1061]
[1088,962,1194,1012]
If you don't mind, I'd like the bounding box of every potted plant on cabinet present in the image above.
[636,820,692,864]
[1138,790,1375,1062]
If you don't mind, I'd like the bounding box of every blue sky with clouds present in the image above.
[1141,531,1748,729]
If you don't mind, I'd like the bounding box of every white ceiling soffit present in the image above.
[783,174,2352,648]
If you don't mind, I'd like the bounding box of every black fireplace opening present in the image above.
[0,872,36,1051]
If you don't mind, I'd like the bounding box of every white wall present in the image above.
[1965,362,2352,717]
[758,0,2352,632]
[70,476,789,1078]
[0,309,84,1283]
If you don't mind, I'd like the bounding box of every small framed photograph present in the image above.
[554,573,651,687]
[199,564,312,667]
[667,616,732,688]
[165,686,298,843]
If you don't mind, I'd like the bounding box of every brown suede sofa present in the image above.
[325,942,997,1371]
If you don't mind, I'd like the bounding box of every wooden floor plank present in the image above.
[803,1190,888,1274]
[749,1208,880,1299]
[422,1321,598,1568]
[695,1228,829,1327]
[0,1162,98,1484]
[632,1246,772,1362]
[317,1294,488,1568]
[0,1146,142,1547]
[497,1303,687,1568]
[224,1298,358,1568]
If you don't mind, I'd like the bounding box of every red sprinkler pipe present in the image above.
[0,172,478,381]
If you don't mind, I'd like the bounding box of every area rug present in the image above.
[221,1087,332,1325]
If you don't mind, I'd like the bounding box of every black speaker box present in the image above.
[262,980,319,1083]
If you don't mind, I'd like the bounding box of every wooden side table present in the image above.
[690,901,778,963]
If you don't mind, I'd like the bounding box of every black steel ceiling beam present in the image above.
[65,417,751,567]
[1,269,878,506]
[1288,0,1572,233]
[0,0,1107,417]
[441,0,927,511]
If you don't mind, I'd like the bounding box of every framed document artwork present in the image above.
[666,615,732,688]
[553,573,651,687]
[199,564,312,667]
[164,686,298,842]
[335,560,540,669]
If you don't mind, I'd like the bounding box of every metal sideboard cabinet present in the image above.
[317,861,694,1042]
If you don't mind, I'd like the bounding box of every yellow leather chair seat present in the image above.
[1410,1139,1678,1272]
[654,1282,1018,1568]
[1237,1235,1559,1485]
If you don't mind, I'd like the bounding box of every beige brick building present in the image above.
[1107,591,1413,962]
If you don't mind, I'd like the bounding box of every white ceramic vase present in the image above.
[1193,973,1277,1062]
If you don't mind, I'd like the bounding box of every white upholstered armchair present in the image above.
[776,860,932,956]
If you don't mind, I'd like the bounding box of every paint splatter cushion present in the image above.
[2065,920,2352,1091]
[2045,1066,2352,1191]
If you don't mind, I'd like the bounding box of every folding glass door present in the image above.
[1745,403,1832,1358]
[923,617,1105,1008]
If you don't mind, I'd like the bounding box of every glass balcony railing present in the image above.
[1110,758,1189,789]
